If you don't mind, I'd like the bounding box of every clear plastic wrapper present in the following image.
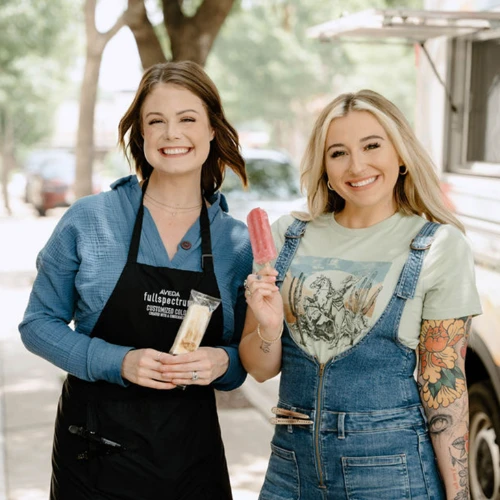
[169,290,221,354]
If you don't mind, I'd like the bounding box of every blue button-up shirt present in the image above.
[19,175,252,390]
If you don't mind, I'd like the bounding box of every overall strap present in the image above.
[275,218,308,289]
[395,221,441,300]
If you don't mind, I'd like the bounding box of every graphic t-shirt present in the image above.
[270,212,482,363]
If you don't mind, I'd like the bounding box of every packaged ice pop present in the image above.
[169,290,221,355]
[247,208,277,266]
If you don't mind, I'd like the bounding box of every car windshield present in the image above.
[222,148,299,199]
[38,157,75,182]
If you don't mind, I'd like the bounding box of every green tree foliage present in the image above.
[0,0,80,152]
[207,0,423,156]
[207,1,345,123]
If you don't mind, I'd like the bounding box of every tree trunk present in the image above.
[74,45,103,199]
[74,0,126,199]
[126,0,166,69]
[163,0,235,66]
[130,0,235,68]
[0,109,13,216]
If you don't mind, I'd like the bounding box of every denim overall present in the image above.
[259,219,446,500]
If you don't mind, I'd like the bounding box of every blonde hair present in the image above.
[298,89,464,232]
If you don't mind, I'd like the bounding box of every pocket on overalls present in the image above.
[342,454,411,499]
[259,443,300,500]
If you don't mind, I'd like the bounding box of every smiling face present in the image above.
[324,110,401,224]
[141,83,214,178]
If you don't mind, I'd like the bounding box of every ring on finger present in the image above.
[191,370,199,381]
[245,288,252,297]
[243,279,249,290]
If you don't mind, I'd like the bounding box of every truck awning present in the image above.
[307,9,500,43]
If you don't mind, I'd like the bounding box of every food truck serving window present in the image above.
[307,9,500,43]
[449,35,500,176]
[466,39,500,164]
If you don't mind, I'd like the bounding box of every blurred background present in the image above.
[1,0,500,499]
[0,0,421,220]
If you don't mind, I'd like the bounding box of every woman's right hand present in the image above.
[121,348,177,389]
[244,267,284,330]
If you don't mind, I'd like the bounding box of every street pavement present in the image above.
[0,196,280,500]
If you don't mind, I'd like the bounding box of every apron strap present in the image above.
[127,178,214,273]
[199,200,214,272]
[127,179,149,264]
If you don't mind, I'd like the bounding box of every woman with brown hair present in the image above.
[20,61,252,499]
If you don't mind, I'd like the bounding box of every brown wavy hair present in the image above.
[118,61,247,196]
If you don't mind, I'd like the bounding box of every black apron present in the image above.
[50,181,232,500]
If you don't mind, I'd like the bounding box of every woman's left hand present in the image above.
[157,347,229,386]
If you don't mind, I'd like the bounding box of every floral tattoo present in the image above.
[419,317,470,409]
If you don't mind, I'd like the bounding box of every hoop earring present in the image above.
[327,180,334,191]
[399,165,408,176]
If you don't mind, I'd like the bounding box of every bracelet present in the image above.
[257,323,283,344]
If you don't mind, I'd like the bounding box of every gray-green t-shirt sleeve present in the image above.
[421,225,482,320]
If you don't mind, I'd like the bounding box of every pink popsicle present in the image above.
[247,208,277,265]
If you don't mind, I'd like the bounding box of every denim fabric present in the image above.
[260,220,445,500]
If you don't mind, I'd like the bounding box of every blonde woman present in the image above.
[240,90,481,499]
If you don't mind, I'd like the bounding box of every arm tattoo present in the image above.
[418,316,470,410]
[450,423,470,500]
[418,316,472,500]
[260,340,272,353]
[428,413,453,435]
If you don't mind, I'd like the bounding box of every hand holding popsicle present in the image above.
[247,208,277,267]
[245,208,283,331]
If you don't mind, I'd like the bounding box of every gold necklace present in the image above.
[145,192,202,216]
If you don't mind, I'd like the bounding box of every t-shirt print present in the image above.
[284,256,391,356]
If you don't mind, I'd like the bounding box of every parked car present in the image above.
[25,150,76,216]
[223,147,305,222]
[24,150,101,216]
